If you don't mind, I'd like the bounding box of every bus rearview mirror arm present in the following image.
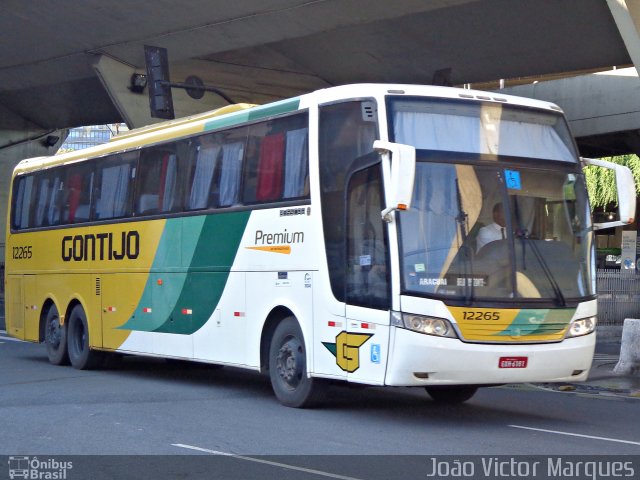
[581,157,637,230]
[374,140,416,223]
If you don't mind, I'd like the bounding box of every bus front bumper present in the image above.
[385,327,595,386]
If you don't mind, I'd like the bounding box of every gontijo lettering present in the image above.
[62,231,140,261]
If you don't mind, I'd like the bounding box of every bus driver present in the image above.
[476,203,507,252]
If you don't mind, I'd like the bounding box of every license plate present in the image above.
[499,356,528,368]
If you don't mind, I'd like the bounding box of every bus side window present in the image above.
[186,134,221,210]
[27,170,63,228]
[243,125,275,204]
[61,164,95,224]
[187,134,229,210]
[65,173,82,222]
[255,132,285,202]
[33,174,51,228]
[95,152,136,220]
[46,175,63,226]
[12,175,35,230]
[283,126,309,199]
[199,126,248,209]
[137,144,185,215]
[217,138,245,207]
[243,113,309,205]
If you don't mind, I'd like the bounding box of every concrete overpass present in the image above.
[2,0,640,260]
[501,67,640,158]
[2,1,638,136]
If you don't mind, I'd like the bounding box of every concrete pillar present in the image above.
[607,0,640,78]
[93,55,160,129]
[614,318,640,375]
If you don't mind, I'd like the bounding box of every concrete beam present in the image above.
[93,55,228,129]
[501,68,640,144]
[607,0,640,78]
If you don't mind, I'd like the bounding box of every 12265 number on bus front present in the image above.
[462,311,501,321]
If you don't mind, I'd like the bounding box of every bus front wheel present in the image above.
[268,316,325,408]
[425,386,478,404]
[67,304,103,370]
[45,304,69,365]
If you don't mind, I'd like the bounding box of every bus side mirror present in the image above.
[582,157,637,230]
[373,140,416,222]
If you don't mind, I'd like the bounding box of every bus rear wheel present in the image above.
[45,304,69,365]
[269,316,325,408]
[67,304,103,370]
[425,386,478,404]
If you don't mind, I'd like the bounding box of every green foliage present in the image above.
[584,154,640,208]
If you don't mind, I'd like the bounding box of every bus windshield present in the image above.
[390,98,594,304]
[398,162,594,302]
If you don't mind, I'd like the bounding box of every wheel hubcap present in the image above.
[276,337,303,389]
[47,318,61,348]
[73,322,86,354]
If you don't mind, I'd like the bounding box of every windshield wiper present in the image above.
[512,197,566,306]
[528,239,566,307]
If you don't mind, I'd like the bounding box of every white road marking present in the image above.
[172,444,363,480]
[0,334,25,343]
[509,425,640,446]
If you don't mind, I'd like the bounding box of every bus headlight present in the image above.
[393,312,458,338]
[566,316,597,338]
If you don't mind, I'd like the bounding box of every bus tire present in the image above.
[44,304,69,365]
[67,304,103,370]
[269,316,325,408]
[425,386,478,404]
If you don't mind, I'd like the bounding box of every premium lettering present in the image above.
[62,231,140,261]
[255,229,304,245]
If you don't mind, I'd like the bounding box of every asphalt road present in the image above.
[1,333,639,479]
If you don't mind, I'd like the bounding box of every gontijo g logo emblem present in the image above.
[322,331,373,373]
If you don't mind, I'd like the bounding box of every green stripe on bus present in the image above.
[119,211,251,334]
[154,210,251,334]
[247,98,300,121]
[496,308,574,337]
[203,98,300,132]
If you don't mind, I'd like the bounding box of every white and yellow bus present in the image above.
[5,84,636,407]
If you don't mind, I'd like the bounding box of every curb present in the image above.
[535,383,640,398]
[534,354,640,399]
